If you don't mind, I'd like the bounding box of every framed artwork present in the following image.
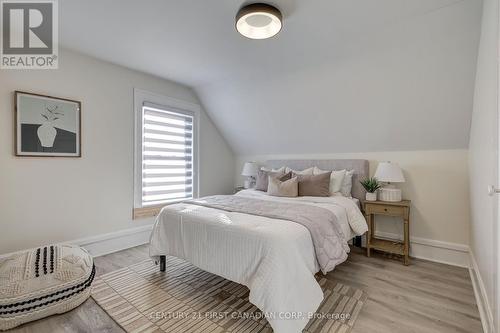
[15,91,81,157]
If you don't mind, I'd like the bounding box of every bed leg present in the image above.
[354,236,362,247]
[159,255,166,272]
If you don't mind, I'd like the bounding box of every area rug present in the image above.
[91,257,367,333]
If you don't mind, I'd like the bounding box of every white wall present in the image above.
[236,149,470,250]
[0,48,234,254]
[468,0,499,330]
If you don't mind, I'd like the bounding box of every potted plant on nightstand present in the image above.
[360,177,381,201]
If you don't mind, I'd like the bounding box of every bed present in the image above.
[149,159,369,333]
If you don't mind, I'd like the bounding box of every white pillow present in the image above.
[340,169,355,197]
[285,167,314,175]
[313,167,346,194]
[261,166,285,173]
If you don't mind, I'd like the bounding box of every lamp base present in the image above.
[244,179,252,189]
[378,187,402,202]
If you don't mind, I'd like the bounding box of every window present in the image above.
[133,89,199,218]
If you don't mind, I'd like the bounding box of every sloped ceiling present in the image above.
[60,0,482,154]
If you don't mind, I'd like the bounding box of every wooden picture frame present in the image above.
[15,91,81,157]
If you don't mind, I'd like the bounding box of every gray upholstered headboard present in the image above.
[265,159,369,201]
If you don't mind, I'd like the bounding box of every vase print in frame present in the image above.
[15,91,81,157]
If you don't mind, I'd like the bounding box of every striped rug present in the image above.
[91,257,367,333]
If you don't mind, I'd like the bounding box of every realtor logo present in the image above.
[1,0,58,69]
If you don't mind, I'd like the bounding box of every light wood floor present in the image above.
[8,245,482,333]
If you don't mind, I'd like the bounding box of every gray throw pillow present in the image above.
[279,171,293,182]
[255,169,285,191]
[294,171,332,197]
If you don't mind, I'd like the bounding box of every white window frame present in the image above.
[133,88,200,211]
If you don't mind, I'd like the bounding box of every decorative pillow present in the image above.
[261,166,286,173]
[340,169,355,197]
[267,176,298,197]
[285,167,314,175]
[313,167,346,194]
[294,172,331,197]
[255,169,285,191]
[278,171,293,181]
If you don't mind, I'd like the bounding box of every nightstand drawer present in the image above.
[365,204,405,216]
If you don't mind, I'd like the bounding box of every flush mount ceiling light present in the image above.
[236,3,282,39]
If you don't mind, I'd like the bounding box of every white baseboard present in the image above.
[469,252,494,333]
[73,227,470,265]
[71,225,153,257]
[373,231,470,268]
[0,225,154,259]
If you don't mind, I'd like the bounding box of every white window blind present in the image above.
[141,103,194,206]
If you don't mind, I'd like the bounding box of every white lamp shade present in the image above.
[374,162,405,183]
[241,162,258,177]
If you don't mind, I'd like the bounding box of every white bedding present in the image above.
[149,190,367,333]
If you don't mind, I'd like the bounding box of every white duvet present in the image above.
[149,189,367,333]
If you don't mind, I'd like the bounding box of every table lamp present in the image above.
[374,161,405,202]
[241,162,258,188]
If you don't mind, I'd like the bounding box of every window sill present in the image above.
[133,205,165,219]
[133,199,190,220]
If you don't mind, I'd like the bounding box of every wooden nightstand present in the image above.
[363,200,411,265]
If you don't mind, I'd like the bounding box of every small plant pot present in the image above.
[365,192,377,201]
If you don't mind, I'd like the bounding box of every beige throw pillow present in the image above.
[267,176,299,197]
[294,172,332,197]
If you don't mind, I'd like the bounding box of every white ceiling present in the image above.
[60,0,482,154]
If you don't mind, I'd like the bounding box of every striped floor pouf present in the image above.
[0,244,94,331]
